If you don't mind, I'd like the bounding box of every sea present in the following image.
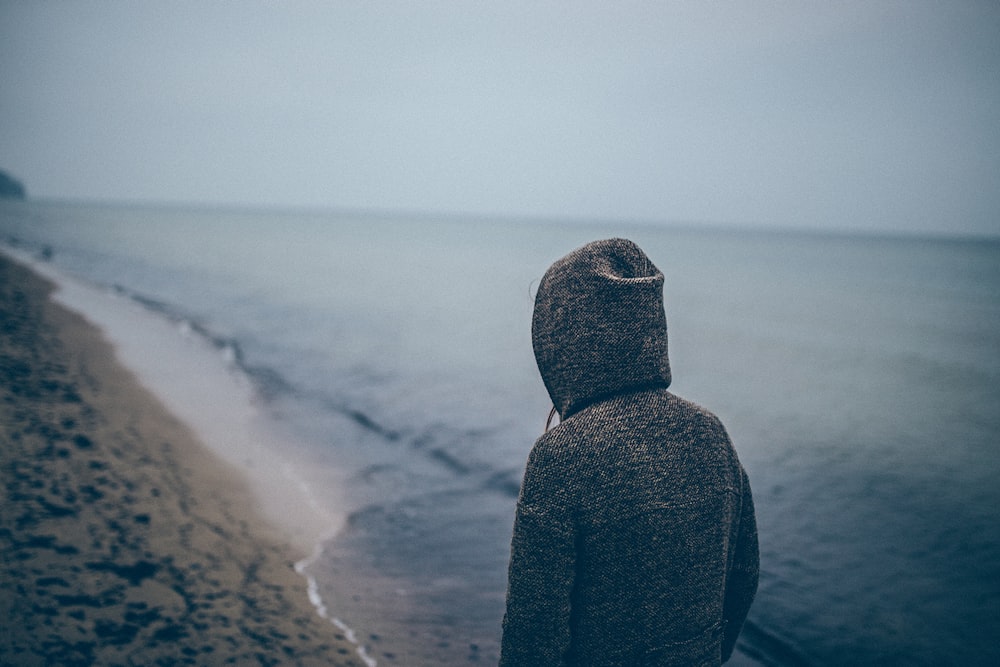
[2,199,998,666]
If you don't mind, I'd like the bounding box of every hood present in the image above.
[532,238,672,419]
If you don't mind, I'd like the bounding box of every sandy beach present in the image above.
[0,255,366,665]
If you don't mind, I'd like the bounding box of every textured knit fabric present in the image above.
[500,238,759,667]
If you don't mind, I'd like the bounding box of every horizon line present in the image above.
[4,194,997,244]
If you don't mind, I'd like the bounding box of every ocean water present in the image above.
[2,200,998,666]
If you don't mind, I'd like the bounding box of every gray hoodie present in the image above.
[500,238,758,666]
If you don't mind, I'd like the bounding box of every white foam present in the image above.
[296,543,378,667]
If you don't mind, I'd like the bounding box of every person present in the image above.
[500,238,759,666]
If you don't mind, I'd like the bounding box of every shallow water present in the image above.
[3,200,998,665]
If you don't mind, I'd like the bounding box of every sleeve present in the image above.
[721,465,760,662]
[499,443,577,667]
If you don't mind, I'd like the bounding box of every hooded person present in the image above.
[500,238,759,667]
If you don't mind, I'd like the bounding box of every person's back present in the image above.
[500,238,758,666]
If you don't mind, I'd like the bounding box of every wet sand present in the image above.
[0,255,367,665]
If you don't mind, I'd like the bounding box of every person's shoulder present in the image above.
[529,422,575,457]
[525,414,595,469]
[661,390,730,436]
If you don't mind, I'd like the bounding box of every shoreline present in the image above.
[0,254,368,664]
[10,247,347,556]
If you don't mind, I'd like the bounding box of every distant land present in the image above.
[0,170,27,199]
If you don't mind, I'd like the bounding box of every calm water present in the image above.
[3,200,998,665]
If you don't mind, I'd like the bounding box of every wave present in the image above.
[4,234,525,506]
[108,282,300,403]
[4,233,533,513]
[102,280,526,502]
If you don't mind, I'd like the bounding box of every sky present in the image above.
[1,1,997,236]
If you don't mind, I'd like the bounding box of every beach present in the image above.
[0,255,367,665]
[3,202,999,664]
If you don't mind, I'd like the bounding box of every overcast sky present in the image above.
[1,1,997,235]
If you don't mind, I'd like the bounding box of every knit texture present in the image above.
[531,238,672,419]
[501,239,759,667]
